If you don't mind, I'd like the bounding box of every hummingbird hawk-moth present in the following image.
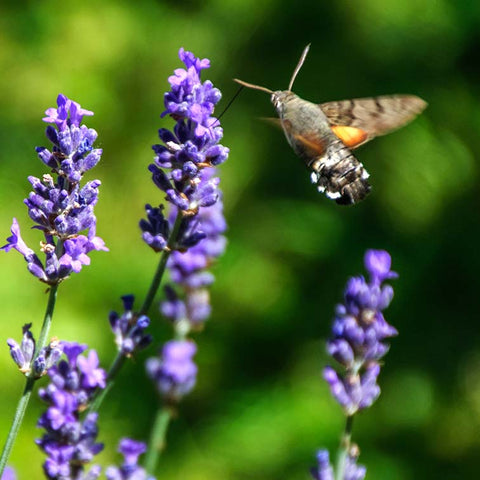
[234,45,427,205]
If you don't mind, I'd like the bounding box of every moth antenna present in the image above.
[233,78,273,95]
[288,43,311,92]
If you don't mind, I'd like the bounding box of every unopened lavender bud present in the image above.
[7,339,28,373]
[33,353,47,378]
[33,338,63,378]
[7,324,37,374]
[20,323,35,360]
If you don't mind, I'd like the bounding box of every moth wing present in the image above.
[260,117,283,129]
[320,95,427,148]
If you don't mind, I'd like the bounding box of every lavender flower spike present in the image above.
[140,47,229,254]
[37,342,106,479]
[106,438,155,480]
[323,249,398,416]
[2,94,107,285]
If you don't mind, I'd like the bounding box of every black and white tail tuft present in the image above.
[310,139,371,205]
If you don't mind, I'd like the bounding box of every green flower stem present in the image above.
[140,211,184,316]
[335,414,354,480]
[144,405,174,475]
[86,211,185,415]
[87,352,125,413]
[0,284,58,477]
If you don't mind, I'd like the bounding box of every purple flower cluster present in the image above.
[7,324,62,378]
[37,342,106,479]
[323,250,398,416]
[109,295,152,356]
[146,340,197,403]
[1,94,107,285]
[140,47,228,254]
[311,448,366,480]
[105,438,154,480]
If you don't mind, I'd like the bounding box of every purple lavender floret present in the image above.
[2,94,107,285]
[105,438,155,480]
[140,47,228,254]
[310,447,365,480]
[324,249,398,416]
[0,467,16,480]
[7,324,62,378]
[37,342,106,479]
[310,450,334,480]
[146,340,197,403]
[109,295,152,356]
[343,448,366,480]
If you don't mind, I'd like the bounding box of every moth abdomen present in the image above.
[311,139,371,205]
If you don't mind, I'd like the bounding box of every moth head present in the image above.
[271,90,295,116]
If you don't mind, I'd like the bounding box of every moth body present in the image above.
[272,90,371,204]
[234,44,426,205]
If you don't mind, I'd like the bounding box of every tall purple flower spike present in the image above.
[141,48,228,331]
[140,47,228,254]
[37,342,106,479]
[144,49,228,403]
[324,249,398,416]
[310,250,397,480]
[1,94,107,285]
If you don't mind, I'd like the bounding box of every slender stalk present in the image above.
[87,352,125,413]
[335,415,354,480]
[86,211,184,414]
[140,211,183,316]
[144,405,174,474]
[0,284,58,477]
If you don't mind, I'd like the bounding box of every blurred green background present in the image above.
[1,1,480,479]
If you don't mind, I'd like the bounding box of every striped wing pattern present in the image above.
[320,95,427,148]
